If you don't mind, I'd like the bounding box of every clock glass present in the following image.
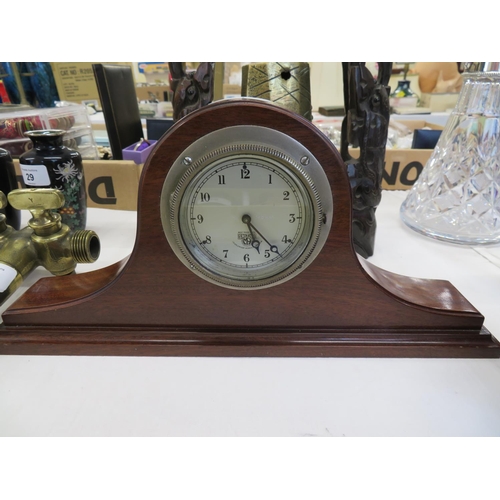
[161,126,333,289]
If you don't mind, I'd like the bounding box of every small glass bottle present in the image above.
[0,147,21,229]
[19,129,87,230]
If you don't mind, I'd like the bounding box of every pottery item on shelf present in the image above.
[19,129,87,230]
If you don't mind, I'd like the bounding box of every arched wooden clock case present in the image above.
[0,99,499,357]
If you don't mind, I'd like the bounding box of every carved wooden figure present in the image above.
[341,62,392,258]
[168,62,215,121]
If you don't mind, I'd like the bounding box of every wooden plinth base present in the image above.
[1,326,499,358]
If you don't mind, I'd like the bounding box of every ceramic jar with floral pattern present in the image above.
[19,129,87,230]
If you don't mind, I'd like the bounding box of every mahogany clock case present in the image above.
[0,99,499,358]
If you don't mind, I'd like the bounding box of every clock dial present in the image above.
[180,155,313,281]
[161,125,333,289]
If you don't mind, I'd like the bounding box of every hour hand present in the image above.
[242,214,260,253]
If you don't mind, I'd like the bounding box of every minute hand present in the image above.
[248,221,281,256]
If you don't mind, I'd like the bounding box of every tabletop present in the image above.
[1,190,499,437]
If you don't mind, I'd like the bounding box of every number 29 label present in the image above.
[20,164,51,186]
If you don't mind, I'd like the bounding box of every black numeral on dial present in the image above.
[241,163,250,179]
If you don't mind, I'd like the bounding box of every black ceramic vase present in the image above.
[19,129,87,230]
[0,148,21,229]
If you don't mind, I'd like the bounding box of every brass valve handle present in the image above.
[8,188,64,211]
[8,188,65,235]
[0,191,7,210]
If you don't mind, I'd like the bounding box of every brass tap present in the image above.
[0,188,100,306]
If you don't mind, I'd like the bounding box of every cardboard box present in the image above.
[381,119,443,190]
[348,144,434,191]
[13,159,141,211]
[382,148,433,190]
[135,85,171,102]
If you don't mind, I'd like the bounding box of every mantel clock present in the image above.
[0,98,498,358]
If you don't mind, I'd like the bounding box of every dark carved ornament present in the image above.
[168,62,215,121]
[340,62,392,258]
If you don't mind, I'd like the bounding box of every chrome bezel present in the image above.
[160,125,333,289]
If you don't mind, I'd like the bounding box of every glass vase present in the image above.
[400,71,500,245]
[19,129,87,230]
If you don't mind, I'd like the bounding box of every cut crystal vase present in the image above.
[400,71,500,245]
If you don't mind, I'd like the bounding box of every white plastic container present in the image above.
[0,102,99,160]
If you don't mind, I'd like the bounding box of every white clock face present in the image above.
[179,154,313,282]
[161,126,333,289]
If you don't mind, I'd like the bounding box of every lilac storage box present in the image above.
[122,140,157,164]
